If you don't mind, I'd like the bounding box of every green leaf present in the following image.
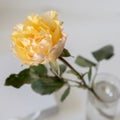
[5,74,22,88]
[18,69,32,83]
[50,61,60,76]
[92,45,114,62]
[75,56,96,67]
[5,68,32,88]
[31,77,65,95]
[88,67,92,81]
[5,64,48,89]
[61,86,70,102]
[59,64,67,76]
[30,64,47,77]
[60,48,71,57]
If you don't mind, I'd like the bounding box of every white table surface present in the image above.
[0,0,120,119]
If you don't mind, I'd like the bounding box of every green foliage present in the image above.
[60,48,71,57]
[59,64,67,76]
[5,64,48,88]
[30,64,47,77]
[5,45,115,102]
[31,77,65,95]
[61,85,70,102]
[88,67,92,81]
[5,69,32,88]
[75,56,96,67]
[50,61,60,76]
[92,45,114,62]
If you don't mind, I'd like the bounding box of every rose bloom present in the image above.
[11,11,66,65]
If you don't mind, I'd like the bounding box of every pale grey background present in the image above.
[0,0,120,119]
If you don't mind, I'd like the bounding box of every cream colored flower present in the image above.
[11,11,67,65]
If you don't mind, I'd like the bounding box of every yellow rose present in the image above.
[11,11,67,65]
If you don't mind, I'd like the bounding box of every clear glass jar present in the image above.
[86,73,120,120]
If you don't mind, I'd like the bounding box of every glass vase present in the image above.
[86,73,120,120]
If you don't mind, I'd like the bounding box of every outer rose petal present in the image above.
[48,34,67,62]
[43,11,58,20]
